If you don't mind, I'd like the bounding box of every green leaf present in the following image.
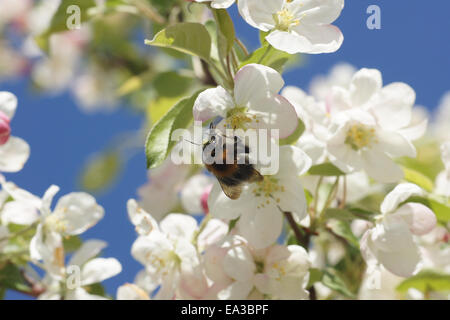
[259,31,269,45]
[324,208,376,222]
[406,196,450,225]
[145,90,202,169]
[0,263,32,293]
[145,23,212,61]
[327,220,359,248]
[228,217,240,234]
[148,96,184,124]
[308,163,345,176]
[212,9,235,55]
[397,270,450,293]
[240,44,293,73]
[35,0,97,51]
[322,268,356,298]
[63,236,83,253]
[279,117,305,145]
[403,167,434,192]
[80,152,122,193]
[85,283,108,298]
[307,268,324,289]
[153,72,193,98]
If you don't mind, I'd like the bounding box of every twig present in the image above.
[131,0,166,24]
[235,38,249,56]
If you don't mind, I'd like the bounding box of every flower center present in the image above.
[274,7,300,31]
[45,214,68,233]
[268,262,287,281]
[225,107,254,130]
[145,250,180,276]
[252,176,285,208]
[344,124,377,151]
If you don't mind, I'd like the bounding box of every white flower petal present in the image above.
[53,192,104,235]
[247,94,299,139]
[127,199,156,236]
[237,0,281,31]
[181,174,213,214]
[398,118,428,141]
[237,202,283,249]
[204,244,231,285]
[81,258,122,286]
[68,239,108,267]
[299,0,345,25]
[277,145,312,178]
[217,281,254,300]
[210,0,235,9]
[361,149,404,183]
[41,184,60,216]
[0,137,30,172]
[349,68,382,106]
[270,24,343,54]
[0,91,17,119]
[1,201,39,225]
[375,130,416,158]
[234,64,284,106]
[380,183,424,214]
[193,86,234,122]
[197,218,228,251]
[160,214,198,241]
[29,225,64,278]
[223,241,256,282]
[208,182,249,220]
[375,239,421,278]
[117,283,150,300]
[369,83,416,131]
[394,203,437,236]
[131,233,172,269]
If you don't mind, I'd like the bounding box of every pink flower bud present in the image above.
[0,111,11,146]
[201,184,213,214]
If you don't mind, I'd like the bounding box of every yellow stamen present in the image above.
[345,124,377,150]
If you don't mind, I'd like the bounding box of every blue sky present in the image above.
[3,0,450,299]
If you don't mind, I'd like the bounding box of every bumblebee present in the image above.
[202,122,263,200]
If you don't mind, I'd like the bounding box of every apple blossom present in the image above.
[309,63,357,102]
[29,185,105,277]
[38,240,122,300]
[128,199,202,299]
[181,174,214,214]
[138,158,190,221]
[238,0,344,54]
[361,183,437,277]
[193,64,299,139]
[0,92,30,172]
[208,145,312,249]
[0,175,40,225]
[325,69,423,183]
[204,235,311,300]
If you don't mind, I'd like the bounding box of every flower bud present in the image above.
[201,184,213,214]
[0,111,11,145]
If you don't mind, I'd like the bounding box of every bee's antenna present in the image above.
[183,139,202,146]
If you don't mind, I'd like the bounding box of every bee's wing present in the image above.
[217,179,242,200]
[248,167,264,183]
